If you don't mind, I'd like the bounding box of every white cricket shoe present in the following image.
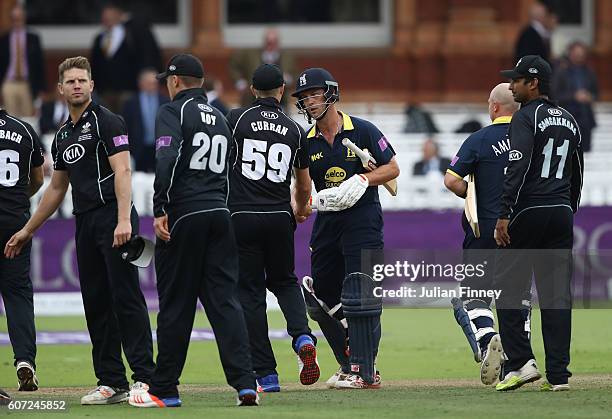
[81,385,129,405]
[129,381,149,396]
[480,334,504,385]
[335,372,381,389]
[16,361,38,391]
[129,390,182,407]
[325,368,349,389]
[496,359,542,391]
[540,381,570,392]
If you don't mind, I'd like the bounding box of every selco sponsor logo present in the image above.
[63,143,86,164]
[325,166,346,187]
[261,111,278,120]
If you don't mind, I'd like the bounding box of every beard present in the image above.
[67,94,91,107]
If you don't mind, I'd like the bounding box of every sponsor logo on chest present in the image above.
[325,166,346,188]
[63,143,86,164]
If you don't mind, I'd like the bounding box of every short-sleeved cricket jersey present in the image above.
[306,112,395,209]
[446,117,512,220]
[227,97,308,211]
[0,109,44,226]
[52,101,130,215]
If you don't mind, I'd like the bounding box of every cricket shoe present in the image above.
[80,385,129,405]
[540,382,570,392]
[296,336,320,385]
[335,372,381,389]
[236,389,259,406]
[326,367,349,389]
[495,359,542,391]
[129,390,182,407]
[16,361,38,391]
[129,381,149,396]
[256,374,280,393]
[0,387,10,406]
[480,334,504,385]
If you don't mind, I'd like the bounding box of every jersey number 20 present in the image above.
[0,150,19,187]
[241,138,292,183]
[189,132,228,173]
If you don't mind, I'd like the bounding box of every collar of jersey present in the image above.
[173,87,207,102]
[254,97,281,108]
[492,116,512,124]
[65,100,97,126]
[307,111,354,139]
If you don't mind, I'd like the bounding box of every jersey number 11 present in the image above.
[541,138,569,180]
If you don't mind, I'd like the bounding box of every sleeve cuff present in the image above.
[446,169,464,180]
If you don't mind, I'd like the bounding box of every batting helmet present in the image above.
[292,68,339,122]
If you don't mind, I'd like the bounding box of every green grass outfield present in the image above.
[1,309,611,418]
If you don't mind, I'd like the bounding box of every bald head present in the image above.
[488,83,519,122]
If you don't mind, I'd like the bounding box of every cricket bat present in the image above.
[464,173,480,238]
[341,138,397,196]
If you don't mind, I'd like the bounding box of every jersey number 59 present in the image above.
[241,138,292,183]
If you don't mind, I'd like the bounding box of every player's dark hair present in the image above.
[523,76,550,96]
[58,56,92,83]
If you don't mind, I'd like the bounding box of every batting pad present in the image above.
[342,273,382,384]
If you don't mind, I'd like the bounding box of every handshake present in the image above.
[311,174,369,212]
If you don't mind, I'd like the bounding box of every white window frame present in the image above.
[222,0,392,48]
[28,0,191,49]
[551,0,594,56]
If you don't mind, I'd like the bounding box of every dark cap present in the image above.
[500,55,552,81]
[118,235,154,268]
[157,54,204,80]
[252,64,284,90]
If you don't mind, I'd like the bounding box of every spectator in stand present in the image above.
[514,0,557,65]
[413,138,451,177]
[204,77,229,116]
[552,41,598,152]
[122,68,169,172]
[403,103,438,134]
[39,90,68,135]
[91,3,138,113]
[123,10,163,73]
[230,28,295,107]
[0,4,45,117]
